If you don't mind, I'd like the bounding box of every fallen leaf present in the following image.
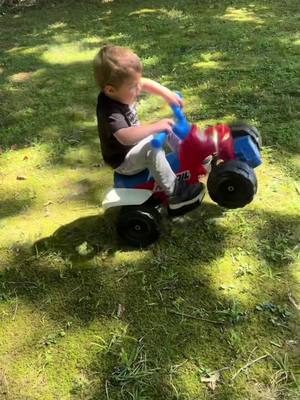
[16,175,27,180]
[44,201,53,206]
[23,155,29,160]
[286,340,298,346]
[201,372,220,391]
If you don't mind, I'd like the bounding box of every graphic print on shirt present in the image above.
[125,104,140,126]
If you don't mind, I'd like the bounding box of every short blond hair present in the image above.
[93,45,142,90]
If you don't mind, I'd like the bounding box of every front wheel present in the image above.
[207,160,257,209]
[116,206,161,247]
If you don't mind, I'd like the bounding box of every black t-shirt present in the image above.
[96,92,140,169]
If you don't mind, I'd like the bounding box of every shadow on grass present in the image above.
[1,0,299,160]
[0,202,228,320]
[255,211,300,270]
[0,197,33,219]
[1,0,300,397]
[33,201,225,260]
[0,205,299,398]
[34,210,118,261]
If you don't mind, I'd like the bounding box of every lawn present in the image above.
[0,0,299,399]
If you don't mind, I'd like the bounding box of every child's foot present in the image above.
[168,180,205,212]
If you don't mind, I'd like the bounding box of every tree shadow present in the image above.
[33,201,225,260]
[1,0,299,157]
[0,197,33,219]
[0,202,232,398]
[0,203,299,397]
[34,210,117,261]
[0,203,228,335]
[1,1,299,397]
[255,211,299,270]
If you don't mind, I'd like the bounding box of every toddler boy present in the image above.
[94,45,202,210]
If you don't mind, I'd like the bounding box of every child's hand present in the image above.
[141,78,184,108]
[153,118,174,134]
[164,90,184,108]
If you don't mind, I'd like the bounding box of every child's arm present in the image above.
[141,78,183,107]
[115,118,174,146]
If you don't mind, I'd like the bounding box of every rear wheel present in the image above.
[116,206,161,247]
[230,124,262,149]
[207,160,257,209]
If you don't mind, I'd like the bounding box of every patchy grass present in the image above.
[0,0,299,399]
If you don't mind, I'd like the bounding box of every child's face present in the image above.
[106,73,142,105]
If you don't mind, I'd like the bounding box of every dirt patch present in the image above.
[9,71,33,83]
[0,369,9,397]
[63,179,93,201]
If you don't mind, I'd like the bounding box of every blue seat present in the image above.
[114,168,153,188]
[114,153,180,189]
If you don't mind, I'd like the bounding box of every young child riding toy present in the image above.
[94,46,262,247]
[94,45,204,213]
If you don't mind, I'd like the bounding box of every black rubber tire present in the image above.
[207,160,257,209]
[230,124,262,149]
[117,206,161,247]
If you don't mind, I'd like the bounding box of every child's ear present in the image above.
[104,85,116,96]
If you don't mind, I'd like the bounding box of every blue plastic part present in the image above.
[171,105,191,140]
[151,93,191,149]
[233,136,262,168]
[151,131,168,148]
[114,168,152,188]
[166,152,180,173]
[114,152,180,188]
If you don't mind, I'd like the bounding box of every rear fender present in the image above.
[102,188,153,210]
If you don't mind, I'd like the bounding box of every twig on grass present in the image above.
[167,309,223,325]
[105,380,110,400]
[294,182,300,196]
[270,341,282,348]
[5,280,38,287]
[231,354,270,381]
[247,346,258,364]
[12,297,18,321]
[288,292,299,310]
[117,271,129,282]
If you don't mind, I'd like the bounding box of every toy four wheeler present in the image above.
[102,102,262,247]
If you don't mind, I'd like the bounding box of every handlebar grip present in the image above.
[171,104,185,120]
[151,91,190,148]
[151,131,168,149]
[171,104,191,140]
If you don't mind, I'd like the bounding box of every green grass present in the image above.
[0,0,299,399]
